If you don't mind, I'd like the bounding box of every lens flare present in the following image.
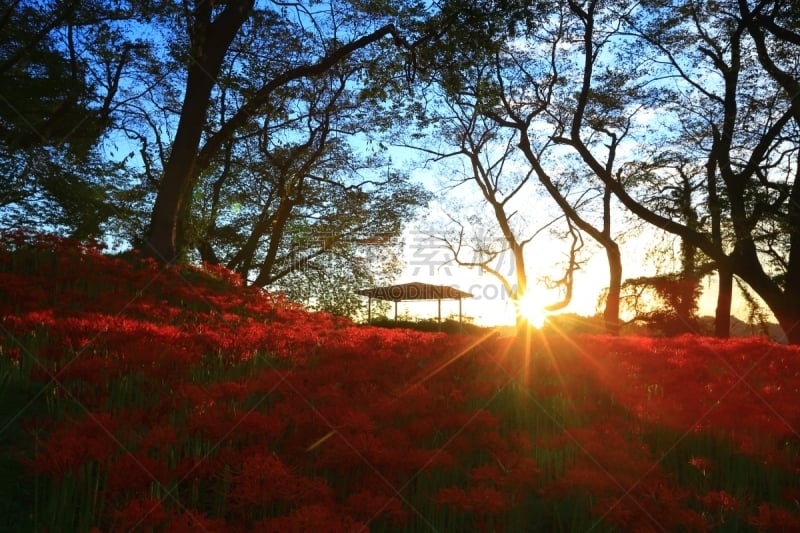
[518,294,547,329]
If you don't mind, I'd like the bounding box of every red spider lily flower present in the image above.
[315,432,389,472]
[596,489,701,533]
[173,454,222,486]
[469,464,504,486]
[229,451,331,511]
[535,432,571,451]
[505,457,540,493]
[139,424,178,454]
[15,310,56,329]
[185,405,237,442]
[207,380,251,403]
[441,383,466,405]
[29,412,119,478]
[748,502,800,531]
[53,355,115,388]
[255,503,365,533]
[593,495,666,533]
[548,465,615,497]
[507,431,534,453]
[248,368,292,396]
[228,454,292,508]
[471,409,501,431]
[344,490,409,525]
[699,490,738,513]
[465,486,510,516]
[393,417,435,443]
[110,496,169,531]
[1,345,21,361]
[227,410,287,442]
[435,487,469,510]
[105,452,170,499]
[395,446,456,474]
[435,486,509,516]
[0,273,48,312]
[783,486,800,507]
[172,382,213,409]
[317,406,376,434]
[688,456,712,477]
[163,509,228,532]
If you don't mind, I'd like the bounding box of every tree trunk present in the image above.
[197,240,220,265]
[604,243,622,335]
[730,244,799,343]
[227,207,274,278]
[714,266,732,338]
[775,310,800,345]
[512,243,529,329]
[144,0,253,263]
[252,192,297,287]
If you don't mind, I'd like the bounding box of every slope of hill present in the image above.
[1,232,799,531]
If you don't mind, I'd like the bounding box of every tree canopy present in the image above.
[405,0,800,343]
[0,0,430,316]
[2,0,800,340]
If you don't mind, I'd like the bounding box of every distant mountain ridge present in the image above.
[697,315,787,344]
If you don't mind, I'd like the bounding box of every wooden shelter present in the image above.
[356,282,474,324]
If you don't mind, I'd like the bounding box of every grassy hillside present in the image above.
[1,231,799,531]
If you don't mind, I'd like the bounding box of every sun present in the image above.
[517,293,548,329]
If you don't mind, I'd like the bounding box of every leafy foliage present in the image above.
[0,0,432,311]
[619,274,703,336]
[0,1,126,239]
[4,0,800,341]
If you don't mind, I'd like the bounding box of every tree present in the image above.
[616,273,703,336]
[274,228,404,318]
[577,0,800,343]
[412,99,583,326]
[183,57,428,297]
[141,0,425,263]
[98,6,427,315]
[0,0,140,239]
[416,0,627,333]
[449,0,800,343]
[606,164,710,336]
[413,0,800,343]
[0,1,434,314]
[0,0,105,152]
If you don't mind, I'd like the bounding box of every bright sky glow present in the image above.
[517,292,548,329]
[388,214,769,328]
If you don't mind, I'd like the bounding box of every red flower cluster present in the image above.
[2,231,800,531]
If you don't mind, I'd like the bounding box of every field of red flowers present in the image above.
[1,231,799,532]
